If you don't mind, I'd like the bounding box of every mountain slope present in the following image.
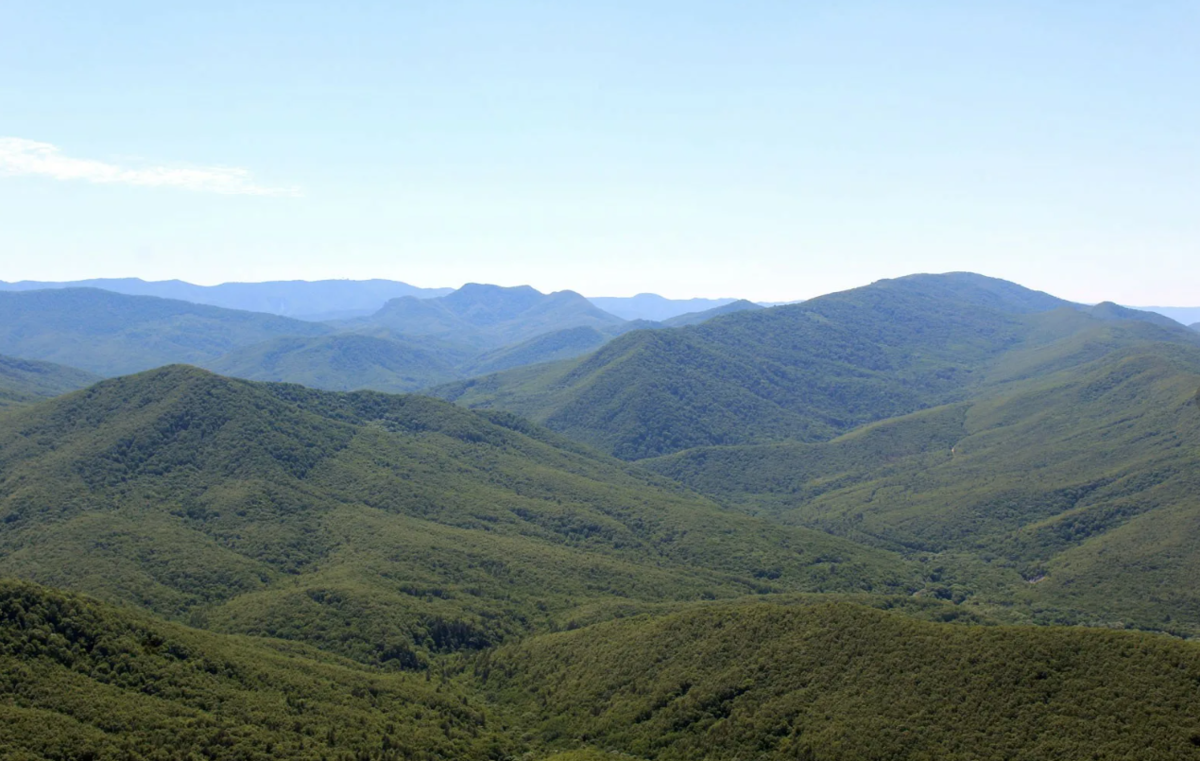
[0,579,508,761]
[488,600,1200,761]
[643,315,1200,633]
[0,366,918,663]
[0,277,451,319]
[0,354,100,409]
[354,284,626,350]
[436,273,1074,459]
[0,288,332,376]
[204,333,460,392]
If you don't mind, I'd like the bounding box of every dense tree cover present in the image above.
[0,579,511,760]
[645,317,1200,635]
[5,580,1200,760]
[4,273,1200,759]
[434,273,1078,459]
[0,366,919,663]
[485,600,1200,761]
[0,354,99,410]
[0,288,332,376]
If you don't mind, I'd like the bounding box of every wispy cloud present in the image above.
[0,137,301,197]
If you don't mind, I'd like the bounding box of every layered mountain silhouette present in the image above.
[3,271,1200,760]
[0,277,451,320]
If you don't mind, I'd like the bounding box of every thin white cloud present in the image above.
[0,137,301,197]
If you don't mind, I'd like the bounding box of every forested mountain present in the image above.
[0,354,99,409]
[435,273,1077,458]
[0,277,451,319]
[4,272,1200,759]
[645,313,1200,635]
[0,366,917,665]
[349,284,626,350]
[0,288,332,376]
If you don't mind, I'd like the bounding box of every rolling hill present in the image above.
[3,273,1200,760]
[0,365,919,664]
[0,354,99,409]
[435,273,1075,459]
[642,311,1200,634]
[0,288,332,376]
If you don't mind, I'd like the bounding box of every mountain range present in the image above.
[0,284,765,392]
[2,271,1200,759]
[0,277,773,322]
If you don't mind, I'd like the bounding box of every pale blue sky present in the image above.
[1,1,1197,302]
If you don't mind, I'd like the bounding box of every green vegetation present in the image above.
[0,579,510,760]
[485,600,1200,761]
[0,288,331,376]
[436,273,1073,458]
[5,273,1200,759]
[643,315,1200,634]
[0,365,918,664]
[5,580,1200,760]
[0,354,99,409]
[204,333,461,393]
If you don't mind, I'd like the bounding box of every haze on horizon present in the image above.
[1,2,1197,304]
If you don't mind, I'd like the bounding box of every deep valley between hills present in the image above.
[1,273,1199,760]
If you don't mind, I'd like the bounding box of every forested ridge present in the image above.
[1,272,1199,759]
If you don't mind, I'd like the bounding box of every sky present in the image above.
[1,1,1197,303]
